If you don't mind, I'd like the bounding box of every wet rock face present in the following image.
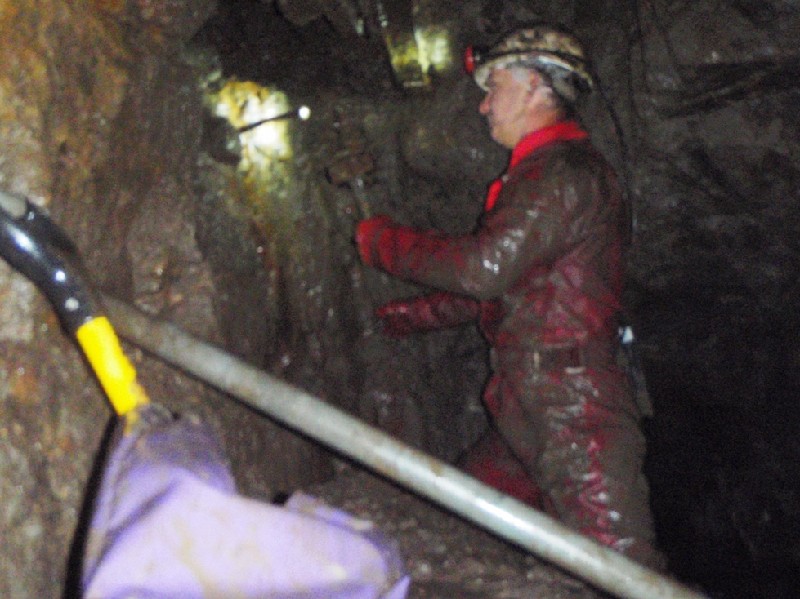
[580,4,800,596]
[0,1,327,597]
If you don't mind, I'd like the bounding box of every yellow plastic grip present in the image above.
[76,316,150,416]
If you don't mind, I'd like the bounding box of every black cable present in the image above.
[590,65,638,241]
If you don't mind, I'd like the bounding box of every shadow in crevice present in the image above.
[62,415,118,599]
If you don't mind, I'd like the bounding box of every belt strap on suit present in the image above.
[532,346,583,371]
[532,341,616,372]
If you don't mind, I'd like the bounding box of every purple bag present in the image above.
[81,404,410,599]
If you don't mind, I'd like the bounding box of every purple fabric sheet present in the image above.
[81,404,410,599]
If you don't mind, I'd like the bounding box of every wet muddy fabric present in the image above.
[456,427,544,508]
[374,290,505,342]
[357,120,662,568]
[81,404,410,598]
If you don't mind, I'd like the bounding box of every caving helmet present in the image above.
[465,25,594,104]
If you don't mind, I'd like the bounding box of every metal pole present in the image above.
[102,295,707,599]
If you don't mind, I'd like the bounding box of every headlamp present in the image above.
[464,46,537,77]
[463,45,488,75]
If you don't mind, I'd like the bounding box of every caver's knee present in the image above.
[458,429,544,509]
[539,464,665,572]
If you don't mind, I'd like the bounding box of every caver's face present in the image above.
[478,68,535,149]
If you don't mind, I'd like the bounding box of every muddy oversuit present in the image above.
[356,120,663,569]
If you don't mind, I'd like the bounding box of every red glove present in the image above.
[355,215,393,267]
[375,292,481,338]
[375,300,419,338]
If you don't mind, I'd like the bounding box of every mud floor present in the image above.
[308,465,605,599]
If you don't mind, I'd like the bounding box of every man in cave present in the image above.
[355,24,664,570]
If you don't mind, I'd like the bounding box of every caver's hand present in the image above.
[354,215,393,267]
[376,292,482,338]
[375,299,418,338]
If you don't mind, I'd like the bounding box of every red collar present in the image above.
[484,121,588,212]
[509,120,588,168]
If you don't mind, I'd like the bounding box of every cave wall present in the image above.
[0,2,332,597]
[192,0,506,463]
[571,3,800,596]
